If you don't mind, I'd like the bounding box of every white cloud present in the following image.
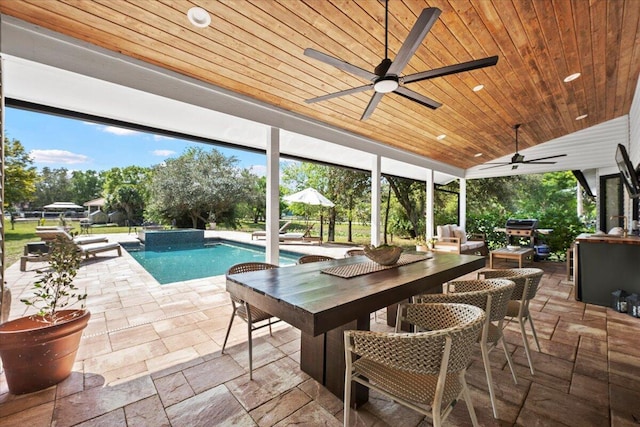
[153,135,174,141]
[248,164,266,177]
[30,149,90,165]
[153,149,176,157]
[102,126,140,136]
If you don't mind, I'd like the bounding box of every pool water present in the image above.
[126,241,300,284]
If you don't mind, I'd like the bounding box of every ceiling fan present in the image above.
[481,124,567,170]
[303,1,499,120]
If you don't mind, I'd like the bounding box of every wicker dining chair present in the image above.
[414,279,516,419]
[344,248,365,257]
[223,262,280,380]
[477,268,544,374]
[297,254,334,264]
[344,303,486,427]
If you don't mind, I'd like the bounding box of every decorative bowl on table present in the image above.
[363,245,403,266]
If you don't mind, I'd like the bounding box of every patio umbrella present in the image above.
[283,188,335,207]
[283,188,334,241]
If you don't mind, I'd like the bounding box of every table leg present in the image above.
[490,252,494,268]
[300,315,369,406]
[518,255,522,268]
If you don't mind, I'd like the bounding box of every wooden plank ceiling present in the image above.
[1,0,638,169]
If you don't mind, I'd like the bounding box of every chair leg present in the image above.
[480,342,499,419]
[519,317,536,375]
[221,307,237,354]
[344,370,352,425]
[528,315,542,351]
[460,376,479,427]
[246,303,254,380]
[501,337,518,384]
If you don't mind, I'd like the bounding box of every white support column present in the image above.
[426,169,434,239]
[371,155,381,246]
[265,127,280,264]
[459,178,467,230]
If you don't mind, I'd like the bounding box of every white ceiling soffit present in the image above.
[465,115,629,179]
[0,15,463,182]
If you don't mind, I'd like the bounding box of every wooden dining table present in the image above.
[225,252,485,406]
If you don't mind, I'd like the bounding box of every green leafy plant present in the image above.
[20,235,86,323]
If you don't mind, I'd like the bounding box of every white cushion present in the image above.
[437,225,450,239]
[453,227,467,243]
[461,241,484,251]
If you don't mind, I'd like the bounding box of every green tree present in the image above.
[70,170,104,205]
[34,167,73,207]
[3,137,37,208]
[330,167,370,242]
[147,147,247,228]
[384,175,425,239]
[103,166,151,222]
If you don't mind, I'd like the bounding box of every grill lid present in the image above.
[505,218,538,230]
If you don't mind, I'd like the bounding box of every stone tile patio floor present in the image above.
[1,231,639,426]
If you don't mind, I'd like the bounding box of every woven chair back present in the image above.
[416,279,515,322]
[479,268,543,300]
[226,262,279,305]
[353,303,485,374]
[297,254,334,264]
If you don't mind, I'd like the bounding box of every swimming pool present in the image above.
[125,240,301,284]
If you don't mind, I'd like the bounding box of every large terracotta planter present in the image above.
[0,309,90,395]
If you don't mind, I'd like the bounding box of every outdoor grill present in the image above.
[505,218,550,260]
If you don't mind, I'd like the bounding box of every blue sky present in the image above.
[5,107,269,176]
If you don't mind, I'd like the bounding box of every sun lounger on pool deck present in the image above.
[251,221,292,240]
[36,229,109,245]
[279,224,319,243]
[77,241,122,259]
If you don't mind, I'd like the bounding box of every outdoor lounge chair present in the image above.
[250,221,292,240]
[279,224,318,243]
[36,228,109,245]
[76,241,122,259]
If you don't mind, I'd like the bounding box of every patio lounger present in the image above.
[77,241,122,259]
[279,224,318,243]
[251,221,292,240]
[36,229,109,245]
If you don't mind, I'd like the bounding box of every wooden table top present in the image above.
[226,252,485,336]
[491,247,534,255]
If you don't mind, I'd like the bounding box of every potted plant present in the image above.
[208,213,217,230]
[0,235,90,395]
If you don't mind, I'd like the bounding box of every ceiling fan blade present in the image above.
[361,92,385,120]
[305,84,373,103]
[403,55,499,84]
[304,48,377,81]
[522,161,558,165]
[393,86,441,109]
[480,163,512,170]
[386,8,441,76]
[522,154,568,163]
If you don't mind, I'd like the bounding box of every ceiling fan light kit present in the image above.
[304,2,498,120]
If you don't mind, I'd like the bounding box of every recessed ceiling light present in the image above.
[473,84,484,92]
[187,7,211,28]
[474,153,483,157]
[564,73,581,83]
[437,134,446,140]
[576,114,588,120]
